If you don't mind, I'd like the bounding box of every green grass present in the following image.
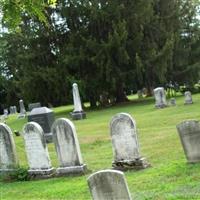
[1,94,200,199]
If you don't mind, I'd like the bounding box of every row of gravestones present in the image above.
[1,113,200,199]
[154,87,193,108]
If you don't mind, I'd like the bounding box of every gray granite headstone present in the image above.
[137,90,143,99]
[110,113,149,170]
[177,120,200,163]
[28,107,55,143]
[22,122,54,177]
[28,102,41,111]
[170,98,176,106]
[184,91,193,104]
[87,169,132,200]
[52,118,86,175]
[9,106,17,114]
[70,83,86,120]
[0,123,18,173]
[154,87,167,108]
[3,109,8,119]
[18,99,26,118]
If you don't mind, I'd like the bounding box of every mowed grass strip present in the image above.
[1,94,200,199]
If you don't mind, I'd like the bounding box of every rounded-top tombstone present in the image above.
[110,113,150,170]
[28,107,55,143]
[52,118,86,175]
[22,122,54,177]
[0,123,18,173]
[87,169,132,200]
[153,87,167,108]
[184,91,193,104]
[177,120,200,163]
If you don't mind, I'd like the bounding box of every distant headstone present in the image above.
[28,102,41,111]
[137,90,143,99]
[154,87,167,108]
[177,120,200,163]
[184,91,193,104]
[18,99,26,118]
[87,169,132,200]
[3,109,8,119]
[52,118,86,175]
[170,98,176,106]
[28,107,55,143]
[9,106,17,114]
[70,83,86,120]
[23,122,54,177]
[0,123,18,173]
[110,113,149,170]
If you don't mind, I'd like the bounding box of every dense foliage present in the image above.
[0,0,200,109]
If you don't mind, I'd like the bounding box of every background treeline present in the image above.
[0,0,200,108]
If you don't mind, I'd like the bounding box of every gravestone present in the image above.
[87,169,132,200]
[137,90,143,99]
[18,99,26,118]
[28,107,55,143]
[110,113,149,170]
[52,118,86,175]
[170,98,176,106]
[28,102,41,111]
[153,87,167,108]
[184,91,193,104]
[0,123,18,173]
[3,109,8,119]
[177,120,200,163]
[23,122,54,177]
[9,106,17,114]
[70,83,86,120]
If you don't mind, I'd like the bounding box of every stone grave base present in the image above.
[28,167,55,179]
[155,104,167,109]
[0,168,17,175]
[56,164,87,176]
[70,111,86,120]
[112,157,150,171]
[184,102,193,105]
[18,114,26,119]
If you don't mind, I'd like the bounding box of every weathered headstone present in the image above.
[0,123,18,173]
[23,122,54,177]
[18,99,26,118]
[110,113,149,170]
[70,83,86,120]
[3,109,8,119]
[87,169,132,200]
[28,102,41,111]
[9,106,17,114]
[137,90,143,99]
[28,107,55,143]
[184,91,193,104]
[177,120,200,163]
[154,87,167,108]
[52,118,86,175]
[170,98,176,106]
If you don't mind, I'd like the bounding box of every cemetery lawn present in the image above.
[1,94,200,200]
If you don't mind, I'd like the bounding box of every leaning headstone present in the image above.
[87,169,132,200]
[28,102,41,111]
[184,91,193,104]
[170,98,176,106]
[0,123,18,173]
[154,87,167,108]
[28,107,55,143]
[110,113,149,170]
[18,99,26,118]
[22,122,54,178]
[9,106,17,115]
[70,83,86,120]
[177,120,200,163]
[52,118,86,175]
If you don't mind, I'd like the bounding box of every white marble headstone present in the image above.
[184,91,193,104]
[23,122,54,176]
[72,83,83,112]
[177,120,200,163]
[154,87,167,108]
[0,123,18,172]
[87,169,132,200]
[52,118,86,174]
